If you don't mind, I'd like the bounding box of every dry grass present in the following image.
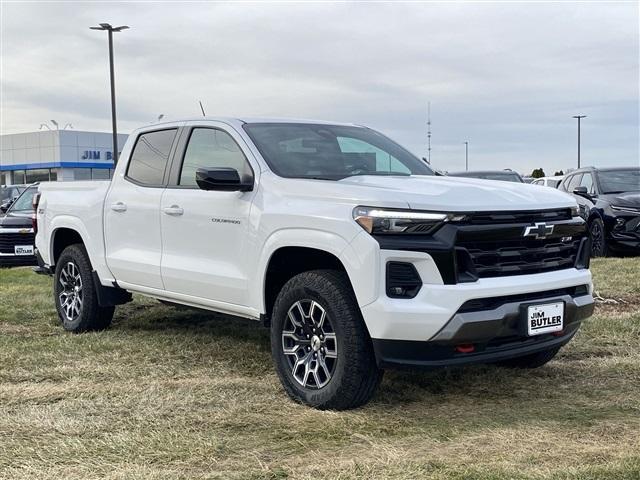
[1,258,639,479]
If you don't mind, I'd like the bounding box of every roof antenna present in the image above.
[199,101,206,117]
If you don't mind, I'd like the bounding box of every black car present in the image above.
[448,169,525,183]
[558,167,640,256]
[0,184,38,267]
[0,184,28,212]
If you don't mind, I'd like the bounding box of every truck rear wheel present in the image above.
[54,244,114,332]
[496,346,561,369]
[271,270,382,410]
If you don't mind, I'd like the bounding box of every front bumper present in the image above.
[373,291,594,369]
[361,264,593,342]
[0,252,38,267]
[0,227,36,267]
[608,232,640,253]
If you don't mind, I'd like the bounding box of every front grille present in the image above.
[374,211,588,285]
[458,285,589,313]
[465,208,573,225]
[0,232,35,253]
[457,237,582,279]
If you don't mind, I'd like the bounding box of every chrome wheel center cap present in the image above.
[311,335,322,352]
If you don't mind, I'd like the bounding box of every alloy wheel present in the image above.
[58,261,83,322]
[590,221,604,256]
[281,300,338,389]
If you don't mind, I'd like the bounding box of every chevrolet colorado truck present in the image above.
[34,118,595,409]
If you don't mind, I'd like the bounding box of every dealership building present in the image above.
[0,130,128,186]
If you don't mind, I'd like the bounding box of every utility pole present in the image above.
[426,102,432,164]
[90,23,129,165]
[572,115,586,169]
[464,141,469,171]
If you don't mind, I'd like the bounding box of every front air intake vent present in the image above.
[386,262,422,299]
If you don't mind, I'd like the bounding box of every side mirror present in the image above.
[572,186,591,200]
[0,200,13,213]
[195,168,253,192]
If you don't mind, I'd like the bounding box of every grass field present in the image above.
[1,258,639,479]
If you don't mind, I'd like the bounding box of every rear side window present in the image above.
[127,129,177,186]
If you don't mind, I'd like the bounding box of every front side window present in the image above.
[243,123,433,180]
[179,128,252,186]
[580,173,595,194]
[127,129,177,186]
[566,174,582,192]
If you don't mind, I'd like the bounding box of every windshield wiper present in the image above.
[342,171,411,179]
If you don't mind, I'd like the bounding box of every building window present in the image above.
[26,169,53,183]
[50,169,58,182]
[12,170,26,184]
[73,168,92,181]
[91,168,110,180]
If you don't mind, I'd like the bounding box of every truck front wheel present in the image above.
[54,244,115,332]
[271,270,382,410]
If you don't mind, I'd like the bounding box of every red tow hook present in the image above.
[455,343,475,354]
[552,330,565,337]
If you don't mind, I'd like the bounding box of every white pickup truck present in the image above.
[35,117,594,409]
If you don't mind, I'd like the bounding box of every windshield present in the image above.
[598,169,640,194]
[8,187,36,212]
[243,123,433,180]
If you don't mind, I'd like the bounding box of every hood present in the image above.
[266,174,577,212]
[599,191,640,209]
[0,211,33,228]
[337,175,577,211]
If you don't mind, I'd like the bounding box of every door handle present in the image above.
[163,205,184,216]
[110,202,127,212]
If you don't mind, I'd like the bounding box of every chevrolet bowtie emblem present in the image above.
[523,222,554,240]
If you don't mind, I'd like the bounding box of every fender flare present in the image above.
[250,228,377,313]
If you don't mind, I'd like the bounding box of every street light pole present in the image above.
[572,115,586,169]
[463,141,469,171]
[90,23,129,165]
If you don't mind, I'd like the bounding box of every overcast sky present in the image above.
[1,1,638,174]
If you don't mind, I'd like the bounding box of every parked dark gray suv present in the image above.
[558,167,640,256]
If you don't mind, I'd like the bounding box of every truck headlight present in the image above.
[353,206,465,235]
[570,205,579,217]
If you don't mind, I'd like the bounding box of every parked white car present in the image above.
[532,176,564,188]
[34,117,594,409]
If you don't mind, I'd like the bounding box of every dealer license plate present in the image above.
[527,302,564,336]
[15,245,34,256]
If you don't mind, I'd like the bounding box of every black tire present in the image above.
[54,244,114,332]
[496,346,561,369]
[589,217,608,257]
[271,270,382,410]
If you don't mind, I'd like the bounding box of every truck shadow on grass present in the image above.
[108,299,637,422]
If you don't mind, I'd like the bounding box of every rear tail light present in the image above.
[32,192,41,234]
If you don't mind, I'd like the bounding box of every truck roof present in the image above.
[138,116,360,132]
